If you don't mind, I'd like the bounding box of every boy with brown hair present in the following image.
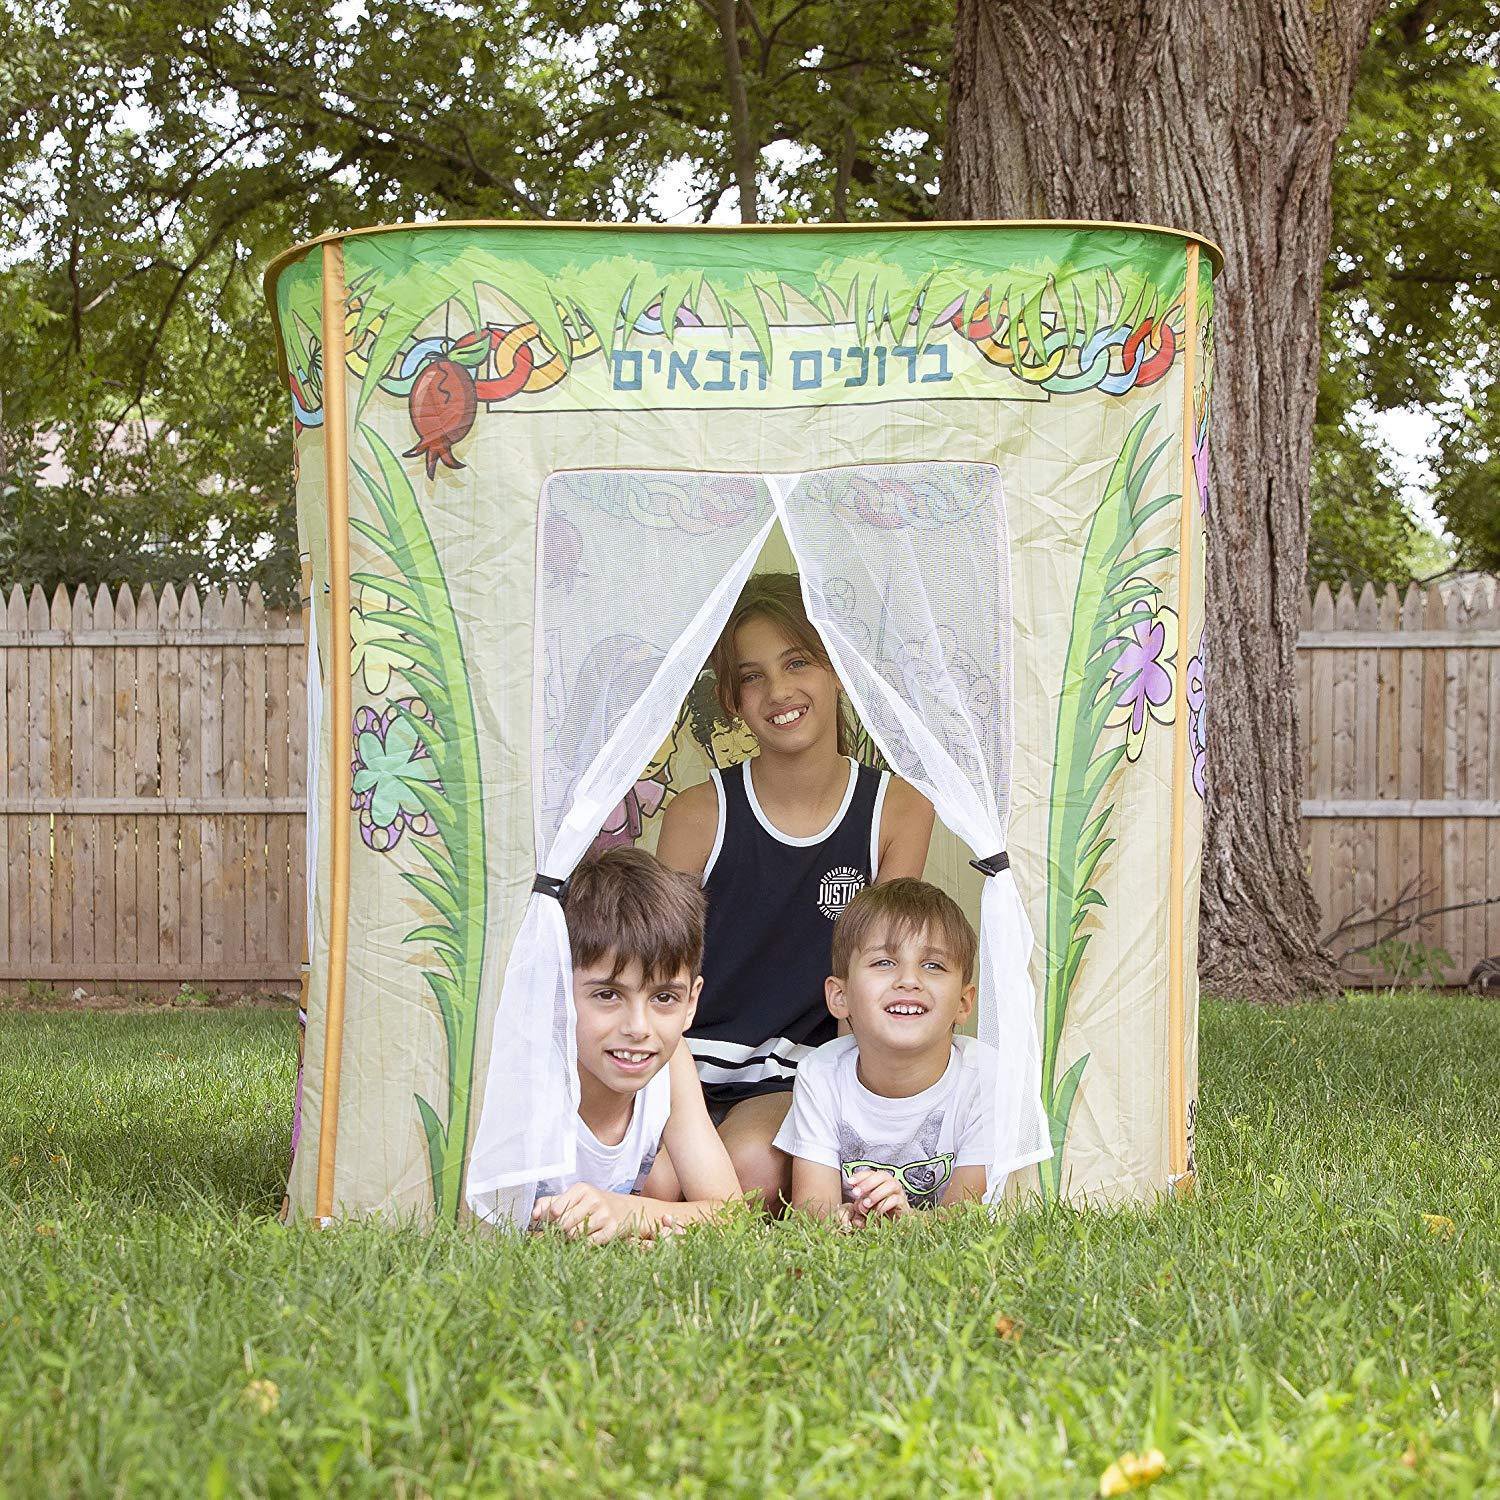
[530,847,741,1243]
[775,878,997,1226]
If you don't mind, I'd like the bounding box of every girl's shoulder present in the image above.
[881,774,932,816]
[874,775,935,879]
[656,776,722,876]
[663,775,720,820]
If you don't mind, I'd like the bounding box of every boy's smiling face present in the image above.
[573,955,702,1096]
[825,921,976,1058]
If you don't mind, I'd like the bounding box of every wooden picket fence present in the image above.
[0,583,305,991]
[1298,576,1500,985]
[1,577,1496,992]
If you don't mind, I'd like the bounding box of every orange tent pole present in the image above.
[314,240,353,1222]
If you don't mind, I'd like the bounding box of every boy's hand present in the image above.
[844,1169,910,1224]
[531,1184,638,1244]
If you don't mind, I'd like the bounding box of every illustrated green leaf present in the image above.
[1047,1053,1091,1158]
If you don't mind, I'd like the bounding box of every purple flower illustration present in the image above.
[1187,648,1207,798]
[1112,620,1173,733]
[1106,590,1177,761]
[351,698,442,852]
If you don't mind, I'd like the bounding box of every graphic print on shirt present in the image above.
[817,865,867,920]
[835,1113,955,1209]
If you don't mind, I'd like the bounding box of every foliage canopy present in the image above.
[0,0,1493,595]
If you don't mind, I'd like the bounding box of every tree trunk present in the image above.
[715,0,760,223]
[943,0,1381,998]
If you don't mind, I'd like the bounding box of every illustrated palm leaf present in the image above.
[1039,408,1177,1201]
[348,427,488,1222]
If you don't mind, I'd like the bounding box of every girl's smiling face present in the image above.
[730,614,841,756]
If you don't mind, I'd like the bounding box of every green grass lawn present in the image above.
[2,997,1496,1498]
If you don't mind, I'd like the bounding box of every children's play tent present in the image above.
[263,219,1218,1224]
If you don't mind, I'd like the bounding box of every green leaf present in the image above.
[350,571,425,616]
[402,871,461,928]
[414,1093,450,1219]
[403,923,463,954]
[445,339,491,369]
[1047,1052,1091,1160]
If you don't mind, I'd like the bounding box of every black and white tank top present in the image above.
[689,756,889,1105]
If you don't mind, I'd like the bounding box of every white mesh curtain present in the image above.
[467,472,776,1224]
[775,464,1051,1189]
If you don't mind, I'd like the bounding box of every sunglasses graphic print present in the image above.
[840,1152,955,1207]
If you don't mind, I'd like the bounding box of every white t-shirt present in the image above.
[534,1066,670,1200]
[774,1035,995,1209]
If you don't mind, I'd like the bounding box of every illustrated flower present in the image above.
[1106,586,1177,761]
[350,585,411,696]
[1186,649,1207,799]
[1099,1448,1167,1496]
[351,698,442,852]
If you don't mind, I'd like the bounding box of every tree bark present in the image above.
[714,0,761,223]
[943,0,1382,999]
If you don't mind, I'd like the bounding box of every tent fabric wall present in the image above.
[265,221,1216,1222]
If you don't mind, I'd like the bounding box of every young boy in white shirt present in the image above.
[530,848,742,1243]
[775,878,996,1225]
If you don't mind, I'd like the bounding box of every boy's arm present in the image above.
[632,1045,740,1229]
[936,1064,993,1209]
[779,1069,857,1221]
[790,1156,850,1220]
[940,1164,988,1207]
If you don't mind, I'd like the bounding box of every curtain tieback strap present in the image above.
[969,852,1010,877]
[532,873,571,902]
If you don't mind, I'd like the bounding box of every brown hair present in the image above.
[830,878,978,984]
[564,847,706,981]
[707,572,855,757]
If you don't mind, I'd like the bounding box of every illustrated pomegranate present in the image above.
[403,358,477,479]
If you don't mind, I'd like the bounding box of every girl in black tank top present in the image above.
[656,573,934,1200]
[693,755,889,1113]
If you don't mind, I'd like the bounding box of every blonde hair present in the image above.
[707,573,855,757]
[831,879,978,984]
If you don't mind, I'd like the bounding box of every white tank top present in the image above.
[540,1066,672,1198]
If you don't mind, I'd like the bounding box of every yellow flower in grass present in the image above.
[241,1378,280,1415]
[1421,1213,1456,1239]
[1099,1449,1168,1496]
